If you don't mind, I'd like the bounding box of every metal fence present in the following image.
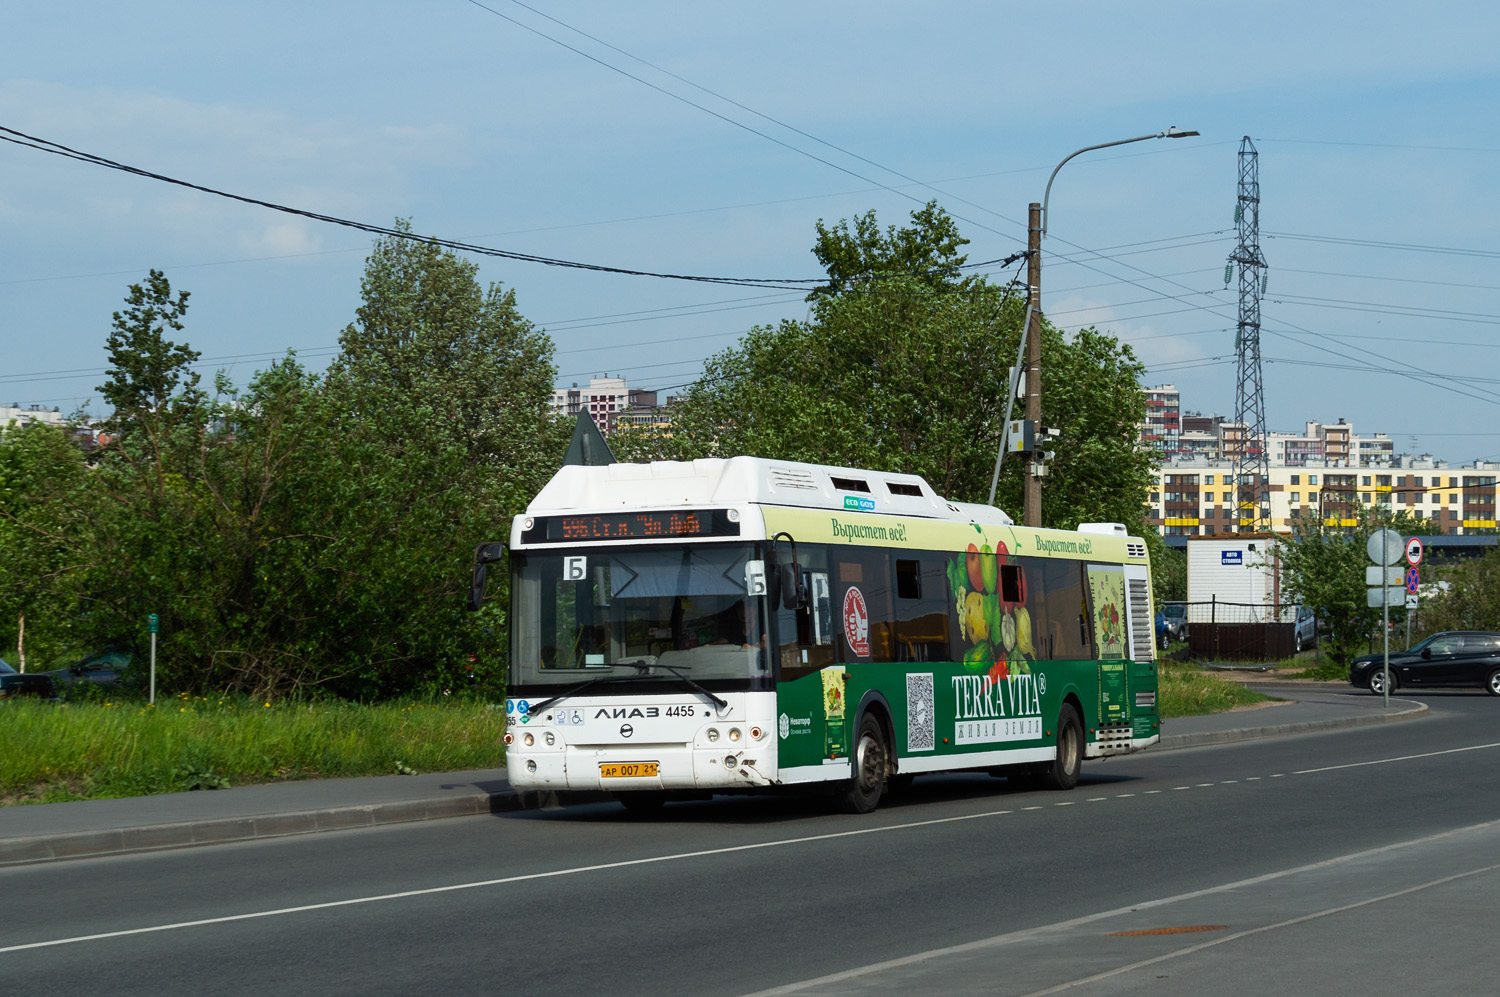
[1179,599,1300,662]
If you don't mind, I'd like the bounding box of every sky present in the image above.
[3,1,1500,464]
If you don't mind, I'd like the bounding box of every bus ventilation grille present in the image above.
[770,466,818,491]
[1126,541,1147,558]
[1128,578,1153,661]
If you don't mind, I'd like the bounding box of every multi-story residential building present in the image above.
[1141,384,1181,453]
[1,403,66,429]
[550,376,675,436]
[1145,455,1500,537]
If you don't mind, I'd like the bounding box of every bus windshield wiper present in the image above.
[525,675,641,715]
[526,665,727,714]
[653,664,728,710]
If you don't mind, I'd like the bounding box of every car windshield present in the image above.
[0,659,15,675]
[1163,605,1185,619]
[510,543,771,689]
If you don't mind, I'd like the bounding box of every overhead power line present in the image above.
[0,124,820,290]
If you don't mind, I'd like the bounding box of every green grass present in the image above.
[1158,663,1276,718]
[0,693,507,806]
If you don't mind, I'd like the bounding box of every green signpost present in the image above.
[147,614,159,704]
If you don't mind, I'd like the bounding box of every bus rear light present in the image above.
[503,732,514,745]
[523,733,535,746]
[526,760,537,773]
[544,732,555,745]
[724,755,737,768]
[750,726,764,740]
[728,728,742,742]
[707,728,720,742]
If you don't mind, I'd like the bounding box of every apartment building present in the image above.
[1146,455,1500,537]
[550,376,674,436]
[1141,384,1181,453]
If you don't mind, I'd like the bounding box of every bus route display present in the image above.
[522,509,740,544]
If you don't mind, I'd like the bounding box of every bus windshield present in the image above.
[510,544,772,689]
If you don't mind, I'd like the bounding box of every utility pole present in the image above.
[1024,202,1043,528]
[1228,136,1269,532]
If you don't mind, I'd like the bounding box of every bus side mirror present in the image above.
[779,563,806,611]
[467,542,507,612]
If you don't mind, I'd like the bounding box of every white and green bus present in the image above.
[471,457,1159,813]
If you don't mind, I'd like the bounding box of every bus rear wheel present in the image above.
[1024,704,1083,791]
[838,714,888,814]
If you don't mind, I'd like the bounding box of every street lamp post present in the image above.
[992,127,1199,528]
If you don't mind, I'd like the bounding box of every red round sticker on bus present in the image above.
[842,586,870,657]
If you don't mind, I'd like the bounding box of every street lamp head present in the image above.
[1162,126,1200,138]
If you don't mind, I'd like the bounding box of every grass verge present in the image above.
[1158,662,1275,718]
[1,694,506,806]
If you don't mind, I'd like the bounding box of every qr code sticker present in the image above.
[907,672,935,752]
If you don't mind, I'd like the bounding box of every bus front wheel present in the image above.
[839,714,888,814]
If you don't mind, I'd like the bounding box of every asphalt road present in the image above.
[5,686,1500,996]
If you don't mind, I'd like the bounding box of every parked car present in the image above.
[43,646,138,691]
[1155,609,1168,648]
[1350,631,1500,696]
[1161,601,1187,643]
[0,658,57,701]
[1293,605,1318,653]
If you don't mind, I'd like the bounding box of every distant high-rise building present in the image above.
[1141,385,1181,453]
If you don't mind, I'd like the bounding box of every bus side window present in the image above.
[835,551,894,663]
[895,556,951,663]
[776,548,835,681]
[1027,557,1091,661]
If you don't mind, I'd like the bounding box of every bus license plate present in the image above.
[600,762,659,779]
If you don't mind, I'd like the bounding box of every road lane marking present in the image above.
[1294,739,1500,775]
[1018,861,1500,995]
[1220,780,1237,784]
[740,817,1500,996]
[1115,793,1135,798]
[0,805,1036,955]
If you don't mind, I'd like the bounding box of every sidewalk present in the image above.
[0,686,1426,867]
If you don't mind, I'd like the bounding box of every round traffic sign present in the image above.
[1367,528,1405,566]
[1405,536,1424,567]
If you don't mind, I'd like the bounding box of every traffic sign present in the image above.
[147,613,159,634]
[1405,567,1420,594]
[1367,585,1404,608]
[1367,529,1405,566]
[1367,566,1403,586]
[1405,536,1424,567]
[1405,592,1419,609]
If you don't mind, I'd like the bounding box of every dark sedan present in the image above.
[0,658,57,701]
[1350,631,1500,696]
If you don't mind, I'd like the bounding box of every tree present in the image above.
[97,269,204,469]
[618,204,1155,530]
[0,422,88,669]
[809,201,972,300]
[1417,546,1500,637]
[57,239,569,699]
[1273,505,1441,668]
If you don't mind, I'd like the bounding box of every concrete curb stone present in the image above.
[0,702,1426,867]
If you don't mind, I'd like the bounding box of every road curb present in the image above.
[0,788,612,868]
[0,702,1432,866]
[1155,699,1429,750]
